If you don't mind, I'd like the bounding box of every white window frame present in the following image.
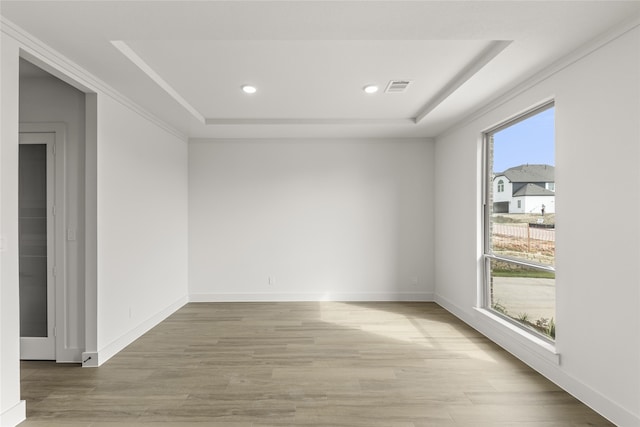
[481,100,556,342]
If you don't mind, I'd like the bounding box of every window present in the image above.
[483,101,555,341]
[497,180,504,192]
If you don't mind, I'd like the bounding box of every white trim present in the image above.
[17,129,59,361]
[111,40,205,124]
[83,93,99,360]
[80,351,99,368]
[434,294,639,427]
[19,123,77,362]
[435,294,560,365]
[190,292,434,303]
[112,38,509,128]
[205,118,414,126]
[1,17,187,142]
[437,16,640,139]
[415,40,512,124]
[83,296,188,367]
[0,400,26,427]
[472,307,559,364]
[190,137,434,144]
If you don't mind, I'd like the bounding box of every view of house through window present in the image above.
[484,102,555,340]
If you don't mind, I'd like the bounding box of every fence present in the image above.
[492,223,555,260]
[493,223,555,242]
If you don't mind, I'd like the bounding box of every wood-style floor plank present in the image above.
[19,302,613,426]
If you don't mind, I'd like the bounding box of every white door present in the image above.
[19,132,56,360]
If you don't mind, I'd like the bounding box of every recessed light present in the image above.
[242,85,257,94]
[363,85,379,94]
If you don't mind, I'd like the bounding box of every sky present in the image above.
[493,106,555,173]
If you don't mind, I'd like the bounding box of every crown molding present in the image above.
[111,40,206,124]
[436,15,640,140]
[414,40,512,124]
[0,17,188,141]
[205,117,414,126]
[190,137,434,143]
[113,36,505,129]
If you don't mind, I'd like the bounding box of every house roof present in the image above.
[513,183,555,197]
[501,164,554,183]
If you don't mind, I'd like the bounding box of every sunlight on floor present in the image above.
[318,301,500,363]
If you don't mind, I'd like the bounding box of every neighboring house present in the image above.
[493,164,555,214]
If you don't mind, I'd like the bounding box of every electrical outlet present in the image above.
[411,276,419,286]
[268,276,276,285]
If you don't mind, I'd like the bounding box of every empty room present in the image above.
[1,1,639,426]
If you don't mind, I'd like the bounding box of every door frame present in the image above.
[19,122,67,362]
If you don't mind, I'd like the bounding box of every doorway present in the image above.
[19,132,57,360]
[19,56,94,364]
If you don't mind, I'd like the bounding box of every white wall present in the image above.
[2,12,637,427]
[19,71,86,362]
[2,30,189,427]
[189,138,434,301]
[0,29,27,426]
[435,26,640,426]
[94,94,189,360]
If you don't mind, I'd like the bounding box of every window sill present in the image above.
[473,307,560,366]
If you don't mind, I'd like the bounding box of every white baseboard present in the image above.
[57,347,82,363]
[84,296,188,367]
[0,400,26,427]
[434,293,640,427]
[189,292,434,302]
[81,351,99,367]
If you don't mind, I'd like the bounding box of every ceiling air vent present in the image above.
[385,80,412,93]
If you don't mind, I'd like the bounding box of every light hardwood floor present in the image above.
[19,302,613,426]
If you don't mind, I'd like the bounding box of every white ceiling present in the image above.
[3,1,640,139]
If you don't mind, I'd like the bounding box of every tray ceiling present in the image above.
[3,1,639,139]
